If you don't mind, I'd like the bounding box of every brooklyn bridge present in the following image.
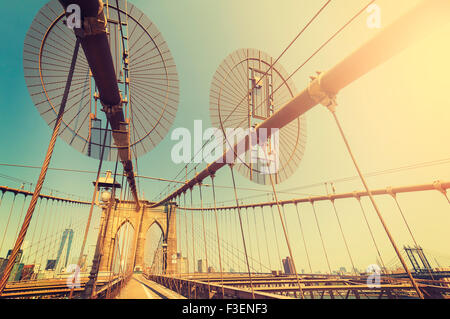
[0,0,449,299]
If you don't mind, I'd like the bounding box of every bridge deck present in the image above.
[116,275,185,299]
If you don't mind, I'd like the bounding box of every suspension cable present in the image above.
[281,205,291,243]
[354,196,387,272]
[69,117,110,299]
[294,204,313,273]
[13,196,28,241]
[210,175,225,297]
[244,207,254,272]
[252,207,263,274]
[389,192,419,248]
[76,117,110,265]
[330,200,356,274]
[38,199,55,272]
[190,219,271,274]
[246,0,376,123]
[263,152,304,299]
[156,0,333,200]
[183,192,191,298]
[389,192,436,281]
[198,183,211,297]
[189,188,197,299]
[260,206,272,271]
[24,197,42,265]
[269,205,283,271]
[0,38,81,295]
[233,208,241,273]
[229,165,255,298]
[106,162,123,298]
[0,194,17,255]
[310,201,332,274]
[329,108,424,299]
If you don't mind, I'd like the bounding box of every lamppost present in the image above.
[162,243,168,275]
[83,171,121,298]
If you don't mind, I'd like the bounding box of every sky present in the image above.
[0,0,449,274]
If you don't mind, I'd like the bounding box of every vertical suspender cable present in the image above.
[390,193,419,248]
[252,207,263,273]
[330,200,356,274]
[229,165,255,299]
[38,199,55,271]
[210,175,225,297]
[263,152,304,299]
[281,205,291,242]
[310,200,332,274]
[0,194,17,255]
[260,206,272,271]
[14,196,28,241]
[69,117,110,299]
[355,196,387,273]
[233,208,240,273]
[244,207,254,272]
[198,183,211,297]
[24,198,42,265]
[329,109,424,299]
[294,204,313,273]
[270,205,283,271]
[183,192,191,298]
[189,188,197,298]
[389,192,434,280]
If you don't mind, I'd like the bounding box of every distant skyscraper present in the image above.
[176,256,188,274]
[197,259,207,273]
[3,250,24,282]
[282,257,295,275]
[46,259,57,271]
[9,263,24,282]
[0,249,23,281]
[0,258,7,274]
[55,229,74,270]
[79,254,88,272]
[6,249,23,264]
[21,265,35,281]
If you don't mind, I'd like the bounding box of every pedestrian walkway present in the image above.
[115,275,186,299]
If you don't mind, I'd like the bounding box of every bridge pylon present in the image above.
[98,200,177,275]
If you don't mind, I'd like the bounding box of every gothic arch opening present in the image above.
[110,220,135,274]
[144,221,164,274]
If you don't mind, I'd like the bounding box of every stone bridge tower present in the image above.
[98,200,177,274]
